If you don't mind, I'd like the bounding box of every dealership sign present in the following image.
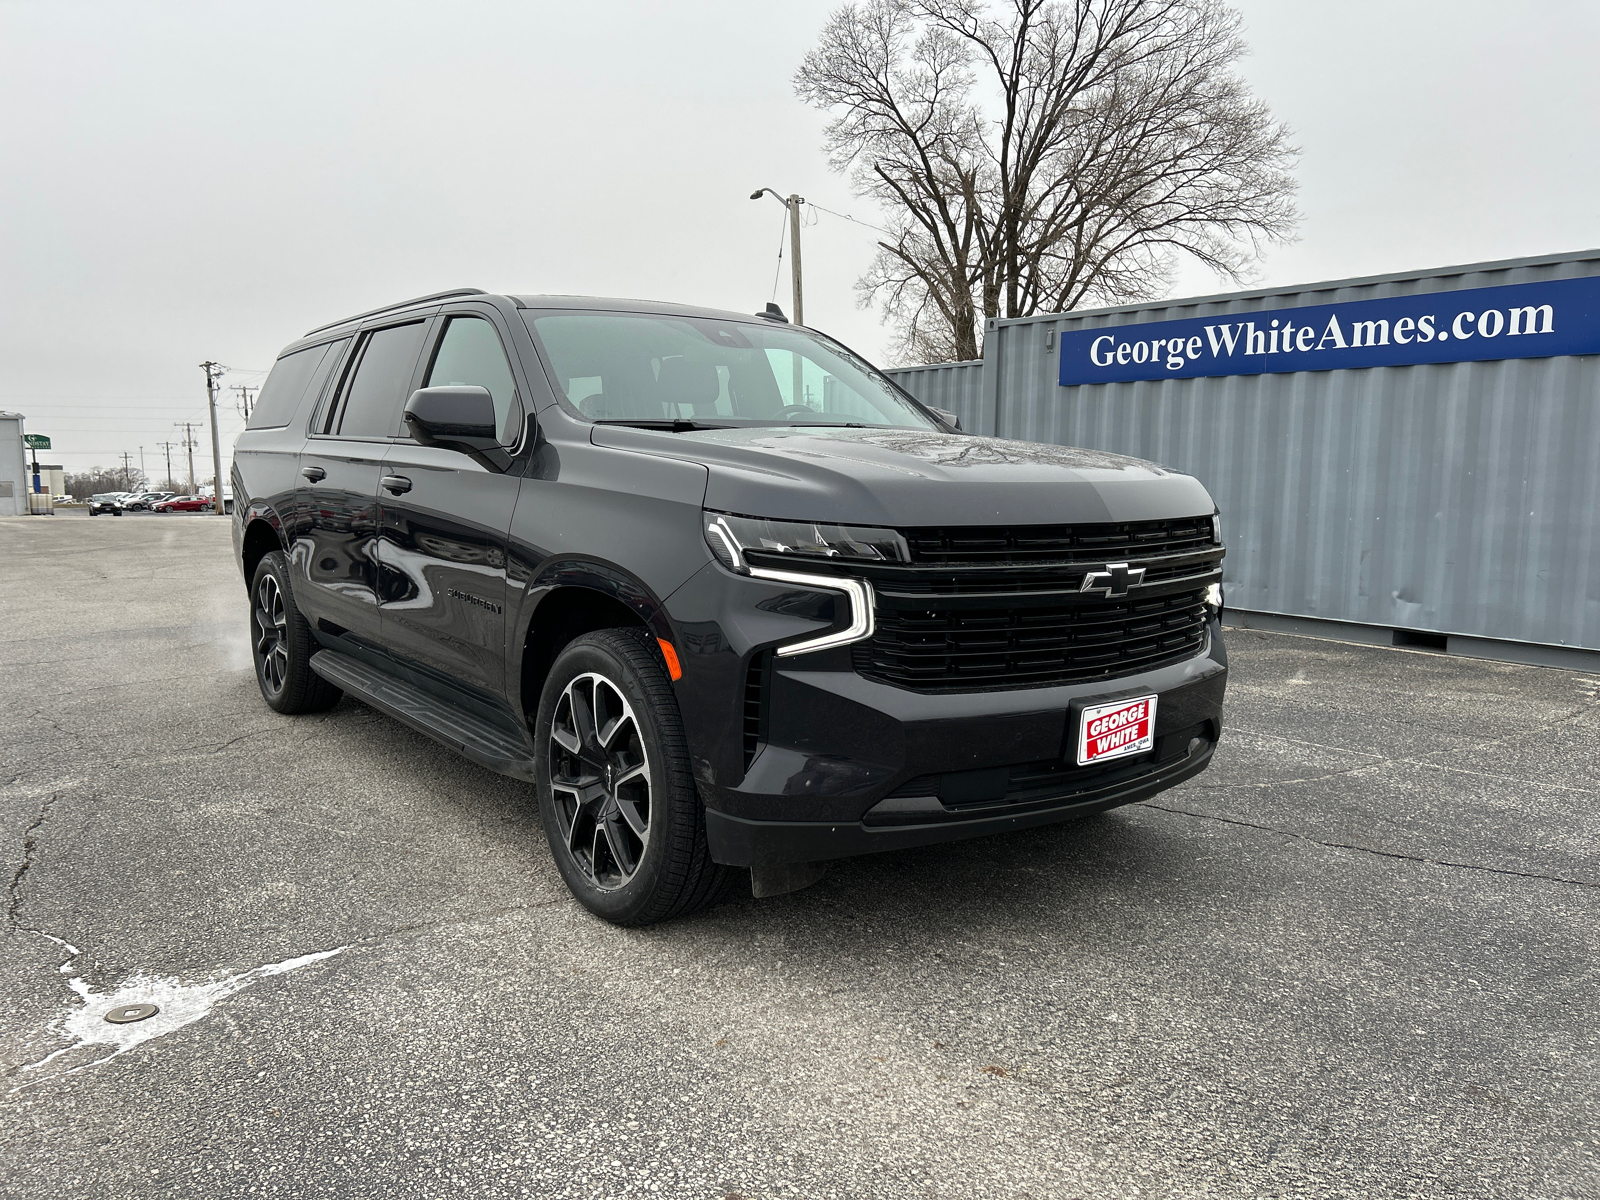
[1058,275,1600,386]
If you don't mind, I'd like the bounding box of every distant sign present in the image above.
[1058,275,1600,386]
[22,434,51,449]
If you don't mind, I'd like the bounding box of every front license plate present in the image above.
[1077,694,1158,766]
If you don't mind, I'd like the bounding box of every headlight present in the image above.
[704,511,909,575]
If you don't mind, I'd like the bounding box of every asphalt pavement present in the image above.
[1,512,1596,1199]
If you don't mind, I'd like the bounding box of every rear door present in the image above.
[294,318,431,648]
[376,306,526,702]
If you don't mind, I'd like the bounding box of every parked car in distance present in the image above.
[232,288,1227,926]
[155,495,213,513]
[87,493,124,515]
[123,491,175,511]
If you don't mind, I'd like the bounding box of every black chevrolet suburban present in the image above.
[232,289,1227,925]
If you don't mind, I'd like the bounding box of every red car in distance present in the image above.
[154,495,214,513]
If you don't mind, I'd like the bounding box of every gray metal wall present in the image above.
[0,416,26,518]
[884,359,986,430]
[886,249,1600,655]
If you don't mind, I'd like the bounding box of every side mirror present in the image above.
[929,406,962,431]
[404,386,498,451]
[404,386,514,472]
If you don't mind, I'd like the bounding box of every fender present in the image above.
[236,494,291,583]
[507,554,681,725]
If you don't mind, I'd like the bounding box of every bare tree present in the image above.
[795,0,1299,362]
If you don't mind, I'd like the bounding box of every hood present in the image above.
[589,425,1214,527]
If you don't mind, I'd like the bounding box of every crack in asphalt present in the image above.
[6,793,60,931]
[1142,801,1599,889]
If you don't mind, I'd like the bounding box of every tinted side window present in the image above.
[249,339,348,430]
[248,344,328,430]
[335,322,428,438]
[425,316,522,444]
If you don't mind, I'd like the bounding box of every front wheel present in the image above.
[534,628,729,926]
[249,550,342,714]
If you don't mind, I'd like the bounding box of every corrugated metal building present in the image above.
[0,413,28,517]
[885,249,1600,672]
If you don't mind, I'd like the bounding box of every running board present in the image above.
[309,650,538,782]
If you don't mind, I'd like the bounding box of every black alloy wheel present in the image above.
[535,628,729,926]
[548,672,653,889]
[253,573,290,698]
[248,551,342,715]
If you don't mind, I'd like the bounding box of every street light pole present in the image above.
[750,187,804,326]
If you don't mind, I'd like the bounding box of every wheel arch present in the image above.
[515,558,677,724]
[240,507,287,590]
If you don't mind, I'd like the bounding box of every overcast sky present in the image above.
[3,0,1598,481]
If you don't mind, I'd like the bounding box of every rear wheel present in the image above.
[534,628,729,926]
[249,550,342,714]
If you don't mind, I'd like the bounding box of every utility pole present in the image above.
[157,441,177,490]
[119,451,134,490]
[749,187,805,325]
[174,422,198,494]
[750,187,807,406]
[139,446,146,488]
[787,196,804,328]
[201,361,227,514]
[231,383,256,421]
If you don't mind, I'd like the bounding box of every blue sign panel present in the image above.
[1058,275,1600,386]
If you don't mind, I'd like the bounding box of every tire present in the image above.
[534,628,730,926]
[249,550,342,714]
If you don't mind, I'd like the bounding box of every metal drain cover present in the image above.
[104,1003,160,1024]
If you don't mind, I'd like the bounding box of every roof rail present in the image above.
[303,288,488,336]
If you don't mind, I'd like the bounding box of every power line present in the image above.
[769,207,790,304]
[806,201,895,236]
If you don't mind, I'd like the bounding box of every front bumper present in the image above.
[706,727,1215,867]
[664,562,1227,868]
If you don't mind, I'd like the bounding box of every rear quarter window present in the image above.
[247,341,345,430]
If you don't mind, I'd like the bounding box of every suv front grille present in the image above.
[854,588,1209,692]
[844,517,1222,694]
[902,517,1214,565]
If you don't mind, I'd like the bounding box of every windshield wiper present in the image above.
[592,418,732,432]
[740,421,868,429]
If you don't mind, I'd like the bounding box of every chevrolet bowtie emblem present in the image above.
[1080,562,1146,599]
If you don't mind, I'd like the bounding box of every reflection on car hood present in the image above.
[589,424,1214,526]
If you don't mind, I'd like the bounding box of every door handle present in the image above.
[300,465,326,482]
[381,474,412,495]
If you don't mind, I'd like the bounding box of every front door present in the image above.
[376,310,525,702]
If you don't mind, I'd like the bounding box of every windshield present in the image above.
[523,311,936,430]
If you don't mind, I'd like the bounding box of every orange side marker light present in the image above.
[657,638,682,681]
